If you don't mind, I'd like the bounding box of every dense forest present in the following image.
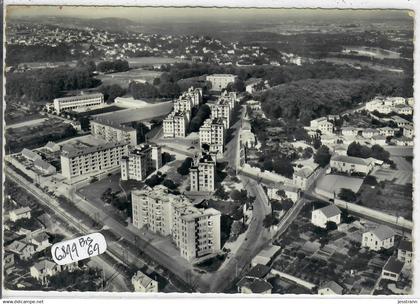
[6,66,100,102]
[6,44,76,66]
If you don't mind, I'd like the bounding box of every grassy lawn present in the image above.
[358,182,413,220]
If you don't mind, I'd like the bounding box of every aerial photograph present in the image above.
[2,5,415,296]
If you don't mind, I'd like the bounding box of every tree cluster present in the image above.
[96,59,129,73]
[347,142,390,161]
[188,104,211,132]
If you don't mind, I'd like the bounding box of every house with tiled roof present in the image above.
[30,259,61,285]
[311,205,341,229]
[330,154,375,176]
[131,270,158,292]
[362,225,395,251]
[237,277,273,294]
[318,280,344,295]
[21,148,42,162]
[26,231,51,252]
[9,206,31,222]
[6,240,35,260]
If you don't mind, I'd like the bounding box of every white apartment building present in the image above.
[209,102,231,129]
[365,96,412,115]
[382,257,404,282]
[131,186,221,261]
[206,74,237,91]
[131,270,158,293]
[199,118,225,156]
[90,118,137,146]
[190,153,216,192]
[60,141,129,180]
[311,205,341,228]
[378,127,397,137]
[362,225,395,251]
[174,98,193,121]
[121,144,162,181]
[163,111,188,138]
[310,117,334,134]
[52,93,104,114]
[403,125,414,138]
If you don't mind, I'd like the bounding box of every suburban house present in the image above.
[362,225,395,251]
[311,205,341,229]
[397,240,413,266]
[237,277,273,294]
[293,166,318,191]
[45,141,61,153]
[26,231,51,252]
[378,127,396,137]
[381,257,405,282]
[310,117,334,135]
[9,206,31,222]
[6,240,36,260]
[4,253,15,274]
[266,184,300,203]
[341,127,360,137]
[403,125,414,138]
[361,128,380,138]
[330,154,375,176]
[318,281,344,295]
[131,270,158,293]
[30,259,61,285]
[391,116,411,128]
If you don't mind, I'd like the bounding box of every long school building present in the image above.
[52,93,104,114]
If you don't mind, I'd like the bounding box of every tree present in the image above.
[364,175,378,186]
[99,84,126,102]
[314,145,331,167]
[302,147,313,159]
[263,214,279,228]
[370,144,390,162]
[325,221,338,231]
[338,188,357,202]
[313,137,322,149]
[272,158,294,178]
[162,179,178,190]
[162,152,172,165]
[230,189,248,202]
[281,198,294,211]
[177,157,193,175]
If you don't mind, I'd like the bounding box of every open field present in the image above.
[126,56,190,68]
[358,182,412,220]
[96,68,162,88]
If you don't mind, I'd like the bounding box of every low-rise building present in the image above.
[121,144,161,181]
[330,154,374,176]
[9,206,31,222]
[310,117,334,134]
[199,118,225,156]
[251,245,281,267]
[362,128,380,138]
[60,141,129,180]
[30,259,61,285]
[163,111,188,138]
[318,281,344,295]
[90,118,137,146]
[45,141,61,153]
[362,225,395,251]
[378,127,397,137]
[237,277,272,294]
[293,166,317,191]
[391,116,411,128]
[190,153,216,192]
[341,127,360,137]
[26,231,51,252]
[52,93,104,114]
[22,148,42,162]
[34,159,56,175]
[397,240,413,265]
[403,125,414,138]
[206,74,237,91]
[311,205,341,229]
[131,270,158,292]
[6,240,35,261]
[382,257,404,282]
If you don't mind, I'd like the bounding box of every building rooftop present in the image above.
[237,277,273,293]
[22,148,41,160]
[319,281,343,294]
[34,159,54,171]
[11,206,31,215]
[91,117,136,132]
[383,257,404,274]
[246,264,271,279]
[32,259,57,272]
[54,92,103,102]
[316,205,341,218]
[398,240,412,252]
[61,141,127,158]
[367,225,395,241]
[132,270,154,288]
[331,154,372,166]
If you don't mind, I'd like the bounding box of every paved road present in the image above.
[224,105,245,169]
[205,176,272,292]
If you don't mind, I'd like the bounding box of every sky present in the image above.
[6,6,413,24]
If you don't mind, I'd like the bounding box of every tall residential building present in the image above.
[52,93,104,114]
[190,153,216,192]
[131,185,221,261]
[209,102,231,129]
[120,144,162,181]
[60,141,129,180]
[90,118,137,146]
[163,111,188,138]
[199,118,225,155]
[206,74,237,91]
[174,98,193,121]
